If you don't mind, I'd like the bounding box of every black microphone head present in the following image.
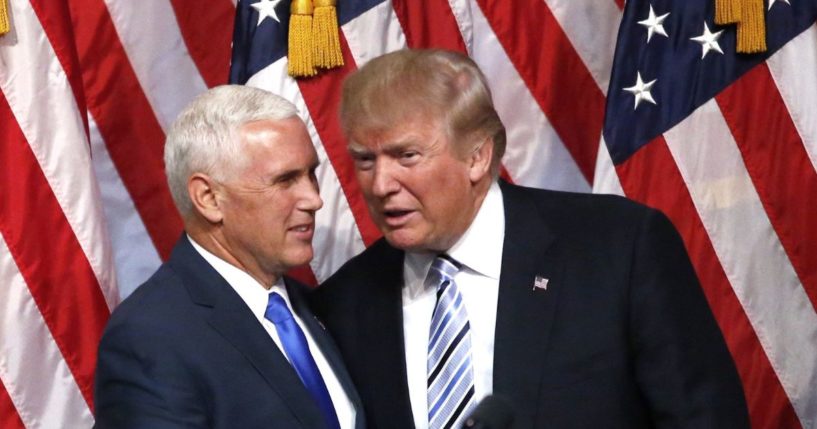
[462,394,515,429]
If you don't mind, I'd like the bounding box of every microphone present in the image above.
[462,395,515,429]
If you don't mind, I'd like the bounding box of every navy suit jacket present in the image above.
[94,235,364,429]
[311,181,749,428]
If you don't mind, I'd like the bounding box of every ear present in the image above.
[468,136,494,183]
[188,173,224,224]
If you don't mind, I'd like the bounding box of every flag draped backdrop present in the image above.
[0,0,814,427]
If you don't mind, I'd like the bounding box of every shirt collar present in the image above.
[188,235,290,320]
[447,181,505,279]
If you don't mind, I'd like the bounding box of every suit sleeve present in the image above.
[628,209,750,428]
[94,317,208,429]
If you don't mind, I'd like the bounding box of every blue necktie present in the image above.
[427,255,475,429]
[265,292,341,429]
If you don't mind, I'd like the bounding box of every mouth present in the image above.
[288,223,314,237]
[381,209,415,227]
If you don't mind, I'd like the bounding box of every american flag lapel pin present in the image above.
[532,275,549,291]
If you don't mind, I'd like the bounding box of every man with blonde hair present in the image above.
[312,49,748,428]
[94,85,363,428]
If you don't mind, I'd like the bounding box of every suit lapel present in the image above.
[357,243,415,429]
[494,183,564,425]
[170,236,324,429]
[288,280,366,429]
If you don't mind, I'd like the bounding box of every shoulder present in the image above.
[501,181,664,234]
[323,238,402,287]
[100,262,197,353]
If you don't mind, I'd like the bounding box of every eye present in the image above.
[351,153,375,171]
[275,172,299,186]
[399,150,420,165]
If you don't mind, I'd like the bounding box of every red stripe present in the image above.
[67,0,183,260]
[287,265,319,288]
[298,33,381,246]
[168,0,235,88]
[392,0,468,52]
[614,0,624,10]
[474,0,601,185]
[616,138,801,429]
[0,94,111,411]
[0,378,25,429]
[715,63,817,314]
[28,0,89,138]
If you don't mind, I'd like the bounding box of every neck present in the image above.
[187,223,280,289]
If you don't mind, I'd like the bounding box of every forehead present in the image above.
[235,118,317,168]
[348,118,448,151]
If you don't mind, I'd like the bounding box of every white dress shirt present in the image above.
[189,237,356,429]
[402,182,505,429]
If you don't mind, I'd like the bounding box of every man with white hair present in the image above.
[94,85,363,429]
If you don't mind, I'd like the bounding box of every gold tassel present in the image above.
[0,0,11,36]
[288,0,317,78]
[736,0,766,53]
[715,0,741,25]
[312,0,344,69]
[714,0,766,54]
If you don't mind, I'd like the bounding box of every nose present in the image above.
[298,176,323,212]
[371,160,400,198]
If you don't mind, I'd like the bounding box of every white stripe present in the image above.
[0,236,95,428]
[103,0,209,131]
[247,59,366,281]
[342,0,407,67]
[89,116,163,299]
[544,0,623,95]
[446,0,474,55]
[468,0,590,192]
[664,99,817,426]
[592,137,625,195]
[0,0,118,310]
[766,23,817,173]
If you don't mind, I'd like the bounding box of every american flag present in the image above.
[0,0,814,427]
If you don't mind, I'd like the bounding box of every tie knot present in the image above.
[429,255,460,286]
[265,292,292,324]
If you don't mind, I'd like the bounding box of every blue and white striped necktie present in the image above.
[426,255,475,429]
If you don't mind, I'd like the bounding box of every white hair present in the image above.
[164,85,298,217]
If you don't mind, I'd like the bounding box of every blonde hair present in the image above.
[340,49,506,176]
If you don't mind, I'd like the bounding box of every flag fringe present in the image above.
[1,0,10,36]
[312,0,344,69]
[288,0,317,77]
[715,0,766,53]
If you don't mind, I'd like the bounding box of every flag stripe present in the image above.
[3,0,118,311]
[167,0,235,87]
[0,93,109,409]
[473,0,602,183]
[543,0,623,95]
[28,0,89,137]
[616,138,800,429]
[297,34,382,246]
[245,59,365,282]
[716,64,817,313]
[392,0,467,52]
[102,0,211,131]
[89,117,164,298]
[341,0,408,67]
[0,234,97,429]
[767,24,817,173]
[0,379,24,429]
[664,99,817,424]
[466,0,590,192]
[68,0,184,260]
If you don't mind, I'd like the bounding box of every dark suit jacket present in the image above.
[311,181,749,428]
[94,235,364,429]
